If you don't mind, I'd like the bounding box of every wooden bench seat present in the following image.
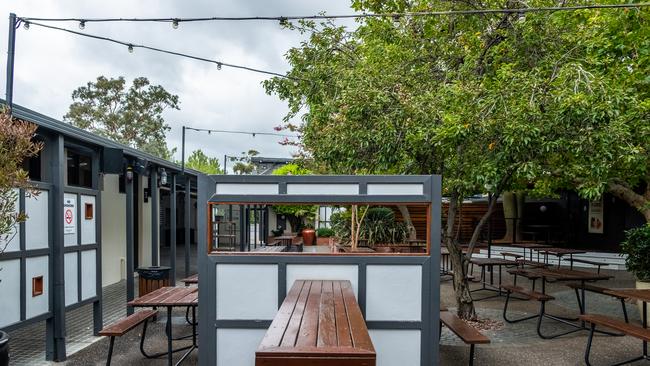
[256,280,375,366]
[98,310,158,365]
[515,259,548,268]
[501,285,554,301]
[439,310,490,366]
[566,283,629,322]
[563,258,609,273]
[500,252,523,260]
[580,313,650,365]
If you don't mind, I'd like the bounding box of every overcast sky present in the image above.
[1,1,357,172]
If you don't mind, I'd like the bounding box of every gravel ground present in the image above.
[65,267,646,366]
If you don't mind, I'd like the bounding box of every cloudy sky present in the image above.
[1,1,357,172]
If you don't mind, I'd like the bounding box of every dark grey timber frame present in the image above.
[199,175,442,366]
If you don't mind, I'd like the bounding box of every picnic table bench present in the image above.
[256,279,376,366]
[562,257,609,273]
[439,310,490,366]
[98,309,158,366]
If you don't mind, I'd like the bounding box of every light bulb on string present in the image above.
[217,63,222,70]
[79,20,86,30]
[23,21,30,30]
[127,44,134,53]
[172,19,179,29]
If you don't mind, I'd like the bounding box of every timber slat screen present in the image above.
[256,280,376,366]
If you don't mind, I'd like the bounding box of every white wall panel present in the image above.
[286,183,358,195]
[81,250,97,300]
[216,264,278,320]
[0,189,20,252]
[64,193,78,247]
[216,183,278,195]
[286,264,358,297]
[216,328,266,366]
[80,195,96,245]
[370,329,421,366]
[0,259,21,327]
[367,183,424,195]
[366,265,422,321]
[101,174,126,286]
[64,252,78,306]
[25,255,49,318]
[25,190,49,250]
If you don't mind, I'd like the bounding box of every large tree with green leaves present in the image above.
[184,149,223,175]
[64,76,179,159]
[265,0,648,319]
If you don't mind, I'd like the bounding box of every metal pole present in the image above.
[181,126,186,175]
[184,178,191,277]
[487,193,492,258]
[6,13,17,110]
[150,169,159,266]
[170,174,177,285]
[223,154,227,175]
[125,167,135,315]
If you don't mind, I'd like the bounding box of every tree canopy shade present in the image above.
[64,76,179,159]
[265,0,649,318]
[184,149,223,175]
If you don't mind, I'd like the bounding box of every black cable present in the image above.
[185,126,297,138]
[23,20,306,81]
[20,3,650,23]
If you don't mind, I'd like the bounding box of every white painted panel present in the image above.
[81,250,97,300]
[0,189,20,252]
[216,183,278,195]
[101,174,126,286]
[366,265,422,321]
[0,259,21,327]
[286,265,358,297]
[370,329,421,366]
[64,252,78,306]
[25,190,49,250]
[367,183,424,195]
[64,193,78,247]
[216,328,266,366]
[216,264,278,320]
[80,195,96,245]
[286,183,359,195]
[25,256,49,318]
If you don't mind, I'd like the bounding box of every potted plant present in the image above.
[271,227,284,237]
[302,223,316,246]
[316,227,335,245]
[620,224,650,318]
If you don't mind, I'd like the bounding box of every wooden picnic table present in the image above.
[508,267,612,338]
[511,242,552,262]
[256,279,376,365]
[128,287,198,366]
[180,274,198,286]
[469,258,518,300]
[534,247,587,269]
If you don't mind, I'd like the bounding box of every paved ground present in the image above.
[8,262,647,365]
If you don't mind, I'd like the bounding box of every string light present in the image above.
[217,62,222,70]
[127,44,133,53]
[78,20,85,30]
[172,19,179,29]
[23,21,29,30]
[20,3,650,24]
[185,126,297,138]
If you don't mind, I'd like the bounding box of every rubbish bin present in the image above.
[136,266,171,297]
[0,331,9,366]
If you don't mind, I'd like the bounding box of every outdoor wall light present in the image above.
[160,168,168,186]
[539,205,547,213]
[126,166,134,182]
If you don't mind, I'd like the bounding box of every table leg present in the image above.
[167,306,173,366]
[580,281,586,327]
[644,301,647,357]
[498,265,502,296]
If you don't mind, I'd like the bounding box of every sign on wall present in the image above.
[588,199,604,234]
[64,196,76,235]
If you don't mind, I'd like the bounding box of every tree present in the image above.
[185,149,223,175]
[271,164,317,232]
[265,1,648,319]
[0,109,43,252]
[230,150,260,175]
[64,76,179,159]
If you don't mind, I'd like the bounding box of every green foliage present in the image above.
[0,110,42,251]
[264,1,650,218]
[230,149,259,175]
[621,225,650,281]
[185,149,222,175]
[316,227,335,237]
[271,162,317,231]
[65,76,179,159]
[271,163,310,176]
[330,207,408,246]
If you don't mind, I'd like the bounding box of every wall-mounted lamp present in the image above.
[126,166,134,182]
[539,205,547,213]
[160,168,168,186]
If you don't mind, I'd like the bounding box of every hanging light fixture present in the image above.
[23,21,30,30]
[127,44,134,53]
[160,168,168,186]
[172,19,179,29]
[126,166,134,182]
[79,20,86,30]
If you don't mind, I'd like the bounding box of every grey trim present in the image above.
[429,176,442,366]
[170,174,177,285]
[420,259,432,365]
[210,255,429,265]
[215,320,272,328]
[77,194,82,303]
[151,169,159,266]
[0,248,50,259]
[126,169,135,316]
[63,186,98,196]
[64,296,99,311]
[358,263,366,316]
[2,311,53,333]
[184,177,191,278]
[197,174,216,366]
[94,166,103,335]
[213,194,428,204]
[19,188,26,321]
[63,244,98,253]
[278,263,287,308]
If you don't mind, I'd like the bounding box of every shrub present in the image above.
[316,227,335,237]
[621,224,650,282]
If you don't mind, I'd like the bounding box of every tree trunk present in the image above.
[501,191,525,242]
[397,205,417,240]
[608,182,650,223]
[445,192,477,320]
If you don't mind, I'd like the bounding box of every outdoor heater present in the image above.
[198,175,442,366]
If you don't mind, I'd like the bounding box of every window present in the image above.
[22,145,42,181]
[318,206,339,228]
[67,150,93,188]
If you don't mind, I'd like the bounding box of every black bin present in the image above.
[0,331,9,366]
[136,266,171,297]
